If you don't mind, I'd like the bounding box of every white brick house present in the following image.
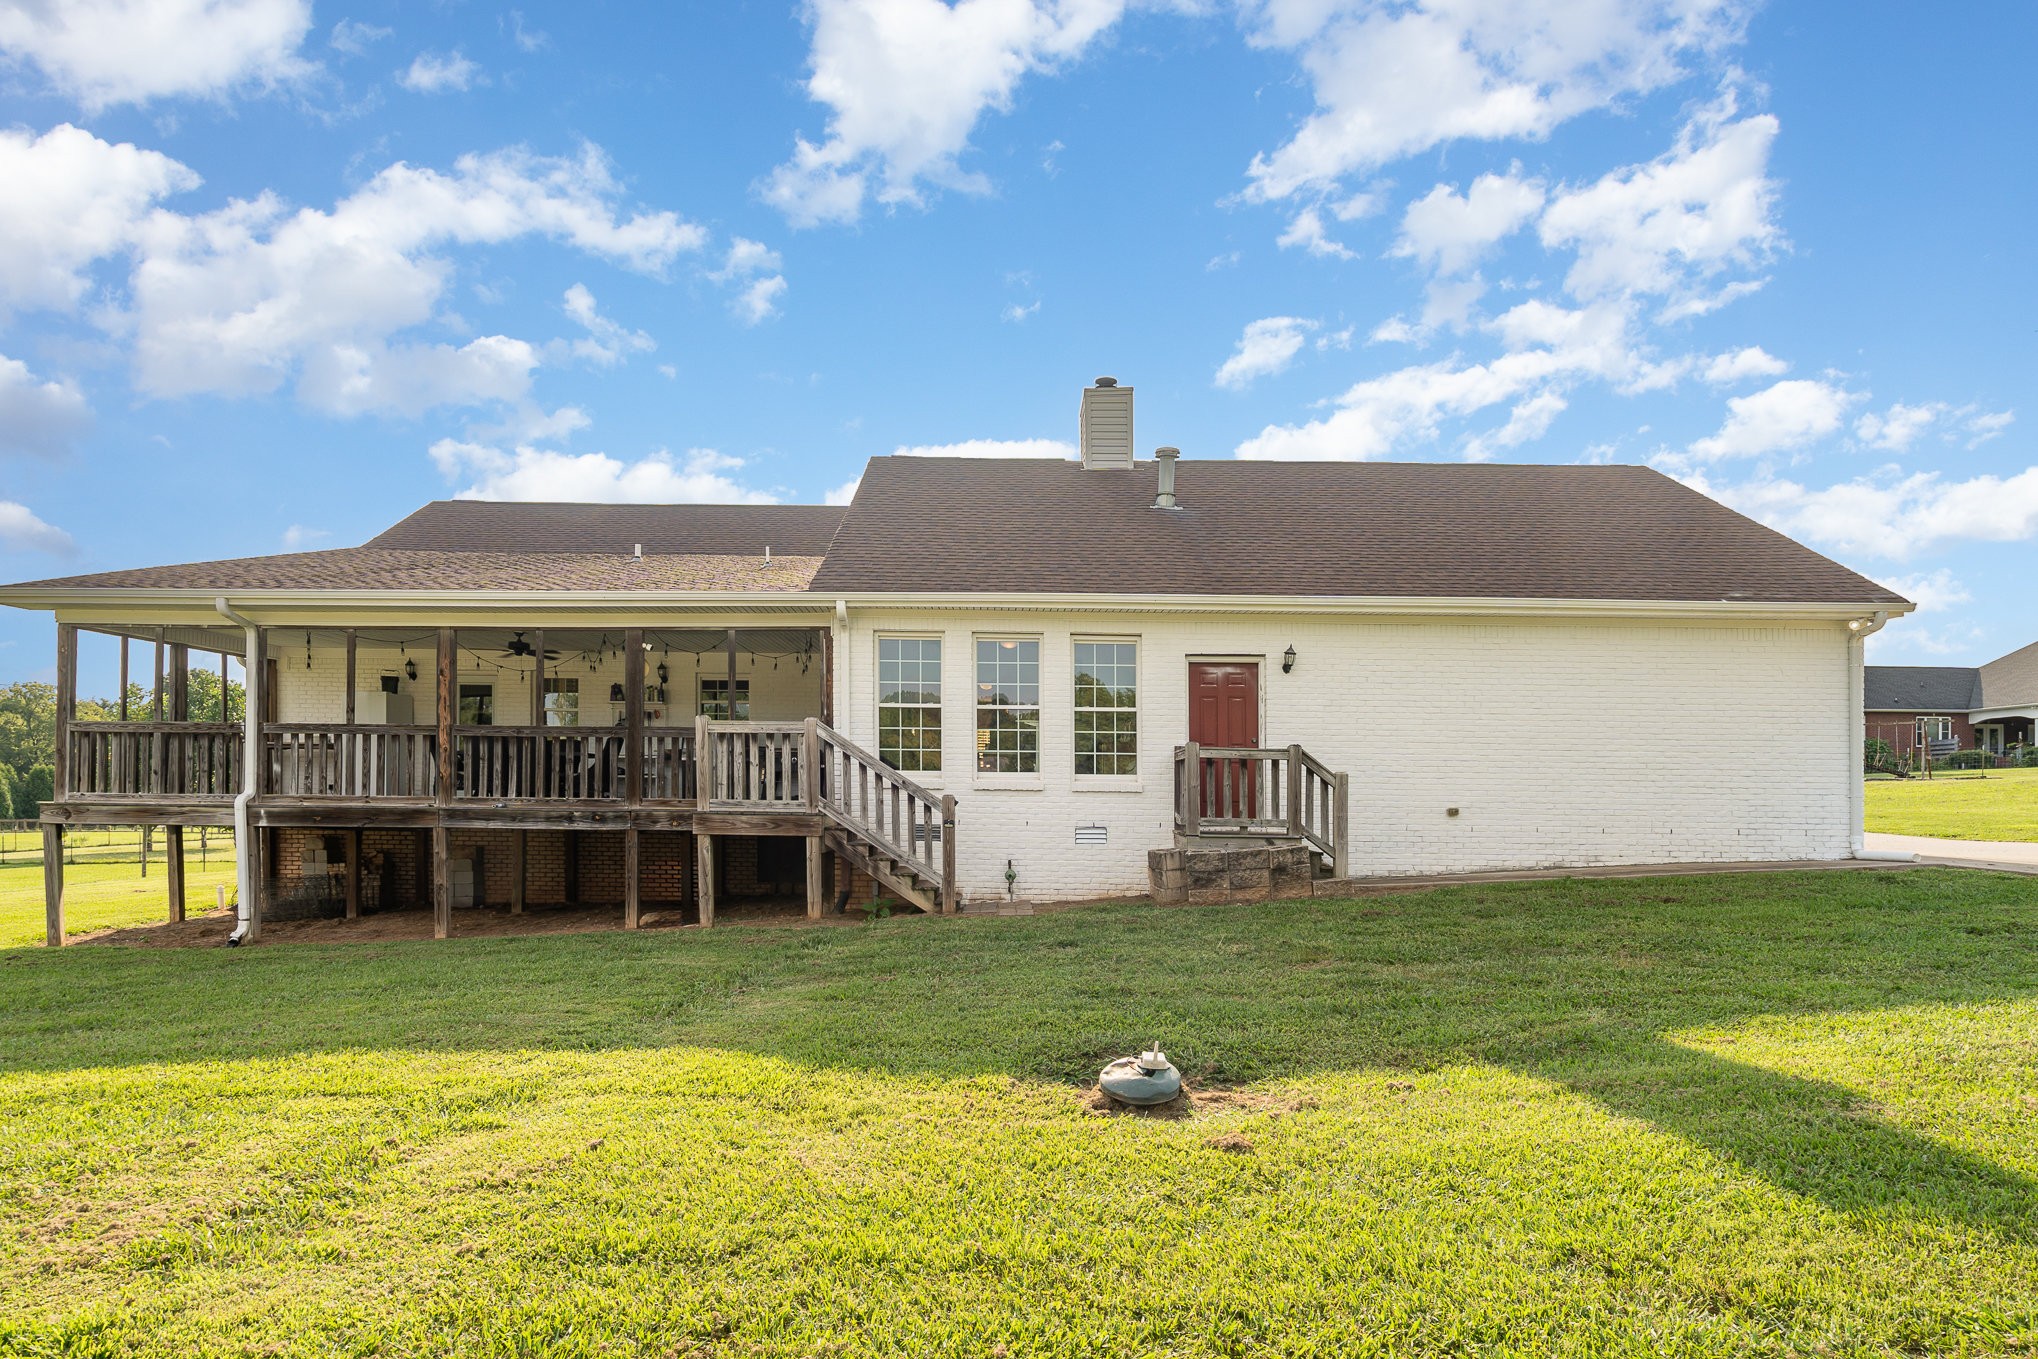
[2,378,1909,943]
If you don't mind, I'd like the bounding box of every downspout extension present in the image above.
[214,597,260,943]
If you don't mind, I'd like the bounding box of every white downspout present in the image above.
[215,597,260,941]
[1845,612,1912,861]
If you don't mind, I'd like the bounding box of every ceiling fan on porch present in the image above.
[493,631,561,661]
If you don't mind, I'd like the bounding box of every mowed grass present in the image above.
[1865,765,2038,841]
[3,870,2037,1356]
[0,840,239,949]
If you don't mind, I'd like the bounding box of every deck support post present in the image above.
[510,830,526,915]
[941,794,958,914]
[563,830,579,905]
[345,828,361,920]
[623,826,641,930]
[119,635,130,720]
[1332,772,1350,879]
[435,629,455,807]
[1180,741,1202,838]
[624,628,644,806]
[432,824,451,940]
[166,826,185,922]
[343,630,357,724]
[54,623,75,803]
[697,833,716,928]
[805,834,824,920]
[42,823,63,946]
[531,630,545,726]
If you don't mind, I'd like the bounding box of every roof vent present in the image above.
[1080,377,1133,470]
[1152,447,1180,509]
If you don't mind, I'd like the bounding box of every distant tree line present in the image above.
[0,673,245,820]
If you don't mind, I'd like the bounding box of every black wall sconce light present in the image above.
[656,661,669,685]
[404,658,418,681]
[1282,645,1297,674]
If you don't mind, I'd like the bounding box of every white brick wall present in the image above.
[835,609,1856,902]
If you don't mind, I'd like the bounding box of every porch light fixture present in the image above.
[404,658,417,681]
[656,661,669,685]
[609,682,626,702]
[1282,645,1297,674]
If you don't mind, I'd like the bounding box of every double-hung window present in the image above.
[975,638,1040,774]
[542,677,580,727]
[698,678,751,720]
[1073,641,1138,776]
[877,637,942,772]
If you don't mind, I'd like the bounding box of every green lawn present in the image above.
[1865,765,2038,841]
[2,869,2036,1355]
[0,853,239,949]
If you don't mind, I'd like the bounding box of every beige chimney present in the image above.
[1079,376,1134,470]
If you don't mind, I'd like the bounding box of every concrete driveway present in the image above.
[1865,832,2038,874]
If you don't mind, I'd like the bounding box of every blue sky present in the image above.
[1,0,2033,691]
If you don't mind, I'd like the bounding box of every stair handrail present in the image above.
[811,718,958,913]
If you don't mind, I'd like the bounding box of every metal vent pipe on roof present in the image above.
[1153,447,1180,509]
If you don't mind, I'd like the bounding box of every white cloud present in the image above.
[824,475,863,505]
[1276,206,1355,259]
[1240,0,1748,202]
[561,283,654,366]
[0,353,93,457]
[1684,378,1853,461]
[714,237,783,280]
[0,0,314,109]
[0,500,74,554]
[890,437,1074,459]
[280,523,329,549]
[329,18,389,56]
[733,275,788,325]
[1701,345,1786,384]
[506,10,548,53]
[1392,172,1545,275]
[1687,464,2038,560]
[431,439,778,503]
[1215,315,1316,390]
[763,0,1127,226]
[1239,297,1651,460]
[125,143,702,413]
[1966,409,2014,447]
[1461,389,1567,461]
[0,124,199,315]
[1879,567,1969,614]
[1854,401,1943,453]
[399,50,482,93]
[1539,101,1780,305]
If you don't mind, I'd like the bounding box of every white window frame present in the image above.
[542,676,580,727]
[972,633,1044,789]
[875,633,944,779]
[1072,635,1142,790]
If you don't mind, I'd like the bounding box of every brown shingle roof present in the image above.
[366,501,844,555]
[10,549,822,593]
[809,458,1908,604]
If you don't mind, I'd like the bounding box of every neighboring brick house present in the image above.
[1866,641,2038,760]
[5,377,1918,944]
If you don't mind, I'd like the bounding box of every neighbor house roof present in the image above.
[1978,638,2038,711]
[811,458,1908,604]
[1863,666,1984,712]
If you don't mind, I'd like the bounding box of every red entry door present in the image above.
[1189,662,1260,819]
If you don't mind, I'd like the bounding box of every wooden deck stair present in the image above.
[699,716,959,914]
[1172,741,1349,878]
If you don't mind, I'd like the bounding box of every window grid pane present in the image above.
[878,637,942,772]
[1073,641,1137,776]
[976,639,1040,773]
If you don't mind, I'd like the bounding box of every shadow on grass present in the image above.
[2,867,2035,1235]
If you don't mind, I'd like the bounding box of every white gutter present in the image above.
[214,596,260,944]
[0,585,1916,624]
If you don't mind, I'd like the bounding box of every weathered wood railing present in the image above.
[1173,741,1348,877]
[65,722,243,799]
[814,720,958,913]
[265,724,436,798]
[697,719,808,806]
[451,726,638,801]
